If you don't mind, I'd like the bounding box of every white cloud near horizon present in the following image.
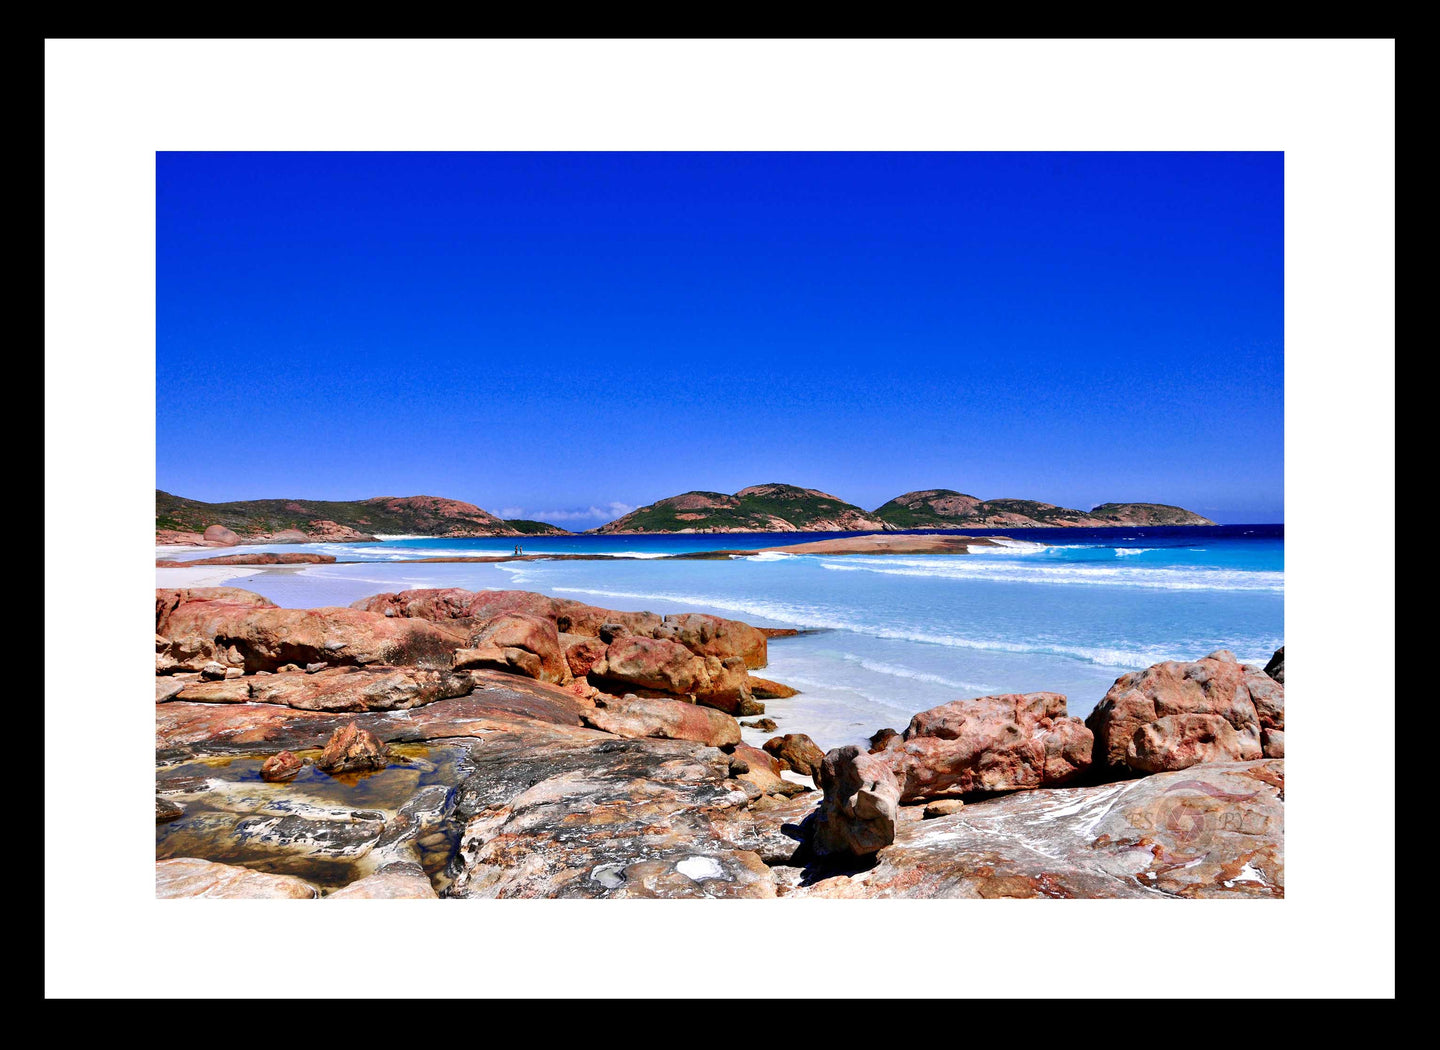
[488,501,636,525]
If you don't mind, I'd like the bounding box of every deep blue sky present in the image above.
[157,152,1283,524]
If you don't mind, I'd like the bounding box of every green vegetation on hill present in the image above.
[155,490,515,537]
[597,484,885,533]
[871,489,979,528]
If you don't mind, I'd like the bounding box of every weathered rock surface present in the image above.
[763,733,825,777]
[783,760,1283,898]
[202,524,241,546]
[155,672,588,760]
[869,727,901,753]
[560,634,607,678]
[595,636,754,714]
[1264,646,1285,684]
[260,750,304,782]
[809,746,901,857]
[315,723,390,774]
[922,799,965,819]
[581,694,741,748]
[326,862,439,899]
[168,666,478,712]
[446,731,774,898]
[729,742,809,799]
[156,552,336,567]
[454,612,571,685]
[1087,650,1284,775]
[154,591,1282,900]
[156,857,319,898]
[891,692,1093,797]
[156,588,466,674]
[747,677,798,699]
[351,588,768,669]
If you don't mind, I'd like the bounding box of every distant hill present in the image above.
[593,484,893,534]
[1087,503,1217,526]
[156,490,522,541]
[504,519,573,536]
[872,489,1215,529]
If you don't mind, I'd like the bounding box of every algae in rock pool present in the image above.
[154,742,475,893]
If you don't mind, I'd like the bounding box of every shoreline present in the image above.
[155,532,1020,568]
[154,580,1285,899]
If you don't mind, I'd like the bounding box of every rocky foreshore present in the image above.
[155,586,1284,899]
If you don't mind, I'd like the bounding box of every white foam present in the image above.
[546,583,1277,671]
[1114,547,1146,557]
[836,652,996,694]
[986,538,1049,554]
[816,557,1284,593]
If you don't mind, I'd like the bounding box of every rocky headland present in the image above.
[155,585,1283,899]
[156,491,537,545]
[594,484,893,534]
[872,489,1215,529]
[157,485,1214,545]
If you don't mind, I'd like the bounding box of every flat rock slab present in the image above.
[326,862,439,899]
[446,732,771,898]
[155,672,590,760]
[781,759,1283,898]
[156,857,319,898]
[156,746,469,893]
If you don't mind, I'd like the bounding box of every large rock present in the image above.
[315,723,390,774]
[156,552,335,567]
[155,588,466,674]
[260,750,304,782]
[809,745,901,857]
[155,672,590,760]
[748,676,798,699]
[650,613,768,669]
[595,636,754,713]
[350,589,767,668]
[888,692,1093,798]
[730,741,805,798]
[453,613,569,684]
[326,862,438,899]
[784,759,1284,899]
[1087,650,1284,775]
[156,857,318,898]
[446,732,773,898]
[1264,646,1284,685]
[763,733,825,777]
[560,634,607,678]
[581,694,741,748]
[598,635,703,695]
[170,666,478,712]
[202,524,241,546]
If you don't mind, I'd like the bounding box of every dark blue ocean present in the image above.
[158,525,1283,752]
